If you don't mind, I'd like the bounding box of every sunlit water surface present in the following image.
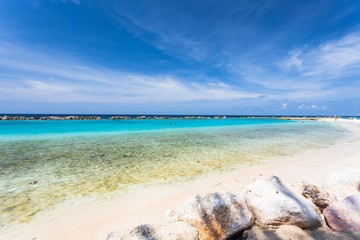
[0,119,350,225]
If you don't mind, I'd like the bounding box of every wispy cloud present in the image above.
[280,33,360,79]
[0,41,259,103]
[1,30,359,114]
[103,1,357,67]
[54,0,80,5]
[71,0,80,4]
[1,1,359,114]
[281,103,288,109]
[281,51,303,70]
[103,1,360,105]
[241,31,360,102]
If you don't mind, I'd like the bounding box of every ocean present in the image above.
[0,118,350,225]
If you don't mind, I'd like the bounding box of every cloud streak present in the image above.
[0,41,259,104]
[240,31,360,102]
[1,30,359,111]
[103,1,360,106]
[281,33,360,79]
[1,1,359,114]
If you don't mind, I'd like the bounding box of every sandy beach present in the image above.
[2,120,360,240]
[2,1,360,239]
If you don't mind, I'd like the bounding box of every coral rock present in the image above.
[169,192,254,240]
[323,169,360,201]
[301,183,332,211]
[244,176,321,228]
[324,194,360,232]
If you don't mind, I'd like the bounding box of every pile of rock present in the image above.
[107,169,360,240]
[0,115,34,120]
[278,116,318,121]
[183,116,211,119]
[110,116,131,120]
[39,116,101,120]
[0,115,103,120]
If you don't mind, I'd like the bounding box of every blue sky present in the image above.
[0,0,359,115]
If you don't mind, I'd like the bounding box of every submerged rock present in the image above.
[106,222,199,240]
[169,192,254,240]
[323,169,360,201]
[244,176,321,228]
[323,194,360,232]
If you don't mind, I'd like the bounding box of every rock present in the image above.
[106,222,199,240]
[323,169,360,201]
[28,180,38,185]
[324,169,360,188]
[106,231,126,240]
[301,183,332,212]
[243,176,321,228]
[169,192,254,240]
[110,116,131,120]
[241,225,360,240]
[328,185,360,202]
[242,225,311,240]
[323,194,360,232]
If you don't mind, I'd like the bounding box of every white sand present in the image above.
[2,120,360,240]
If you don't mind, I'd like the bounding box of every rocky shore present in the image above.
[107,169,360,240]
[0,115,101,120]
[1,115,35,120]
[0,115,351,121]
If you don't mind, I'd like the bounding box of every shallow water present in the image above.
[0,119,350,225]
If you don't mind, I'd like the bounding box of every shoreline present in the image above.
[1,114,358,121]
[2,121,360,240]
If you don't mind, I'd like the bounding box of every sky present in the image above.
[0,0,359,115]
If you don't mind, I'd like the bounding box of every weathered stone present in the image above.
[106,231,126,240]
[324,194,360,232]
[244,176,321,228]
[242,225,310,240]
[324,169,360,188]
[323,169,360,201]
[106,222,199,240]
[301,183,332,212]
[169,192,254,240]
[242,225,360,240]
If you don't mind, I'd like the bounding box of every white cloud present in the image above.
[282,51,303,70]
[102,2,360,107]
[0,41,259,103]
[26,80,74,93]
[55,0,80,5]
[281,32,360,79]
[241,31,360,102]
[297,104,327,110]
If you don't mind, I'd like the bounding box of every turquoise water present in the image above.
[0,119,350,225]
[0,118,283,140]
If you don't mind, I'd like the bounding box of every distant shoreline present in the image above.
[0,114,357,121]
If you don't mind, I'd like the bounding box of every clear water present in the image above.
[0,119,350,225]
[0,118,285,140]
